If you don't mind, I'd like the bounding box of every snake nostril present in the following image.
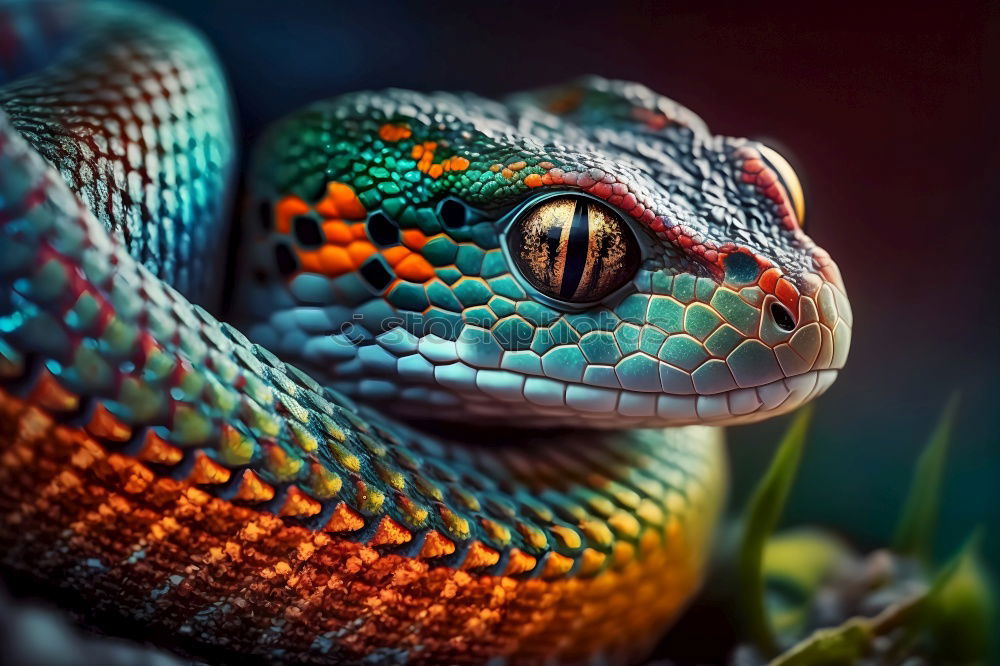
[770,302,796,332]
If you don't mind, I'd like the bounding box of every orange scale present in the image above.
[319,246,353,276]
[297,251,324,273]
[524,173,543,188]
[135,430,183,466]
[275,196,309,234]
[394,254,435,282]
[332,183,368,220]
[350,222,368,240]
[347,240,376,266]
[29,371,78,412]
[315,182,367,221]
[378,123,411,142]
[324,502,365,533]
[775,277,800,310]
[323,221,353,245]
[418,530,456,558]
[86,403,131,442]
[381,246,411,266]
[370,515,412,546]
[402,230,427,250]
[190,452,231,485]
[503,548,537,576]
[462,541,500,570]
[232,470,275,503]
[759,267,782,293]
[315,199,338,219]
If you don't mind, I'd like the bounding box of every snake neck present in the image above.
[0,0,234,304]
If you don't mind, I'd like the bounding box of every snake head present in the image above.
[237,77,851,427]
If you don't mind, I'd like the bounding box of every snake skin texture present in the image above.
[235,85,851,427]
[0,1,850,664]
[0,0,233,302]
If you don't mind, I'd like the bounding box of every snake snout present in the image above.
[739,267,852,421]
[698,259,852,426]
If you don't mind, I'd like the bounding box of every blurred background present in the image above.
[150,0,999,574]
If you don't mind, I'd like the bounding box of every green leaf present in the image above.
[768,618,873,666]
[738,406,813,656]
[761,528,851,641]
[768,529,994,665]
[767,584,930,666]
[925,528,995,662]
[927,528,982,597]
[892,395,959,562]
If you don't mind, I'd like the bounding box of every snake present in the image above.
[0,2,852,664]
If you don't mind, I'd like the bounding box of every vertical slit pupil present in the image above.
[544,220,563,269]
[559,200,590,299]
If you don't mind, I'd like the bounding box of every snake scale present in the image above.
[0,2,852,664]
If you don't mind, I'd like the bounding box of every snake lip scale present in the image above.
[0,1,851,664]
[387,369,841,426]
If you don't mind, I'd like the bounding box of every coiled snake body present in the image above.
[0,2,851,664]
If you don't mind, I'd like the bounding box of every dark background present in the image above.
[150,0,999,569]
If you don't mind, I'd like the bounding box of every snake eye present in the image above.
[759,145,805,227]
[508,194,641,304]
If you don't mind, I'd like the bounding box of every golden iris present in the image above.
[759,145,805,227]
[509,195,640,303]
